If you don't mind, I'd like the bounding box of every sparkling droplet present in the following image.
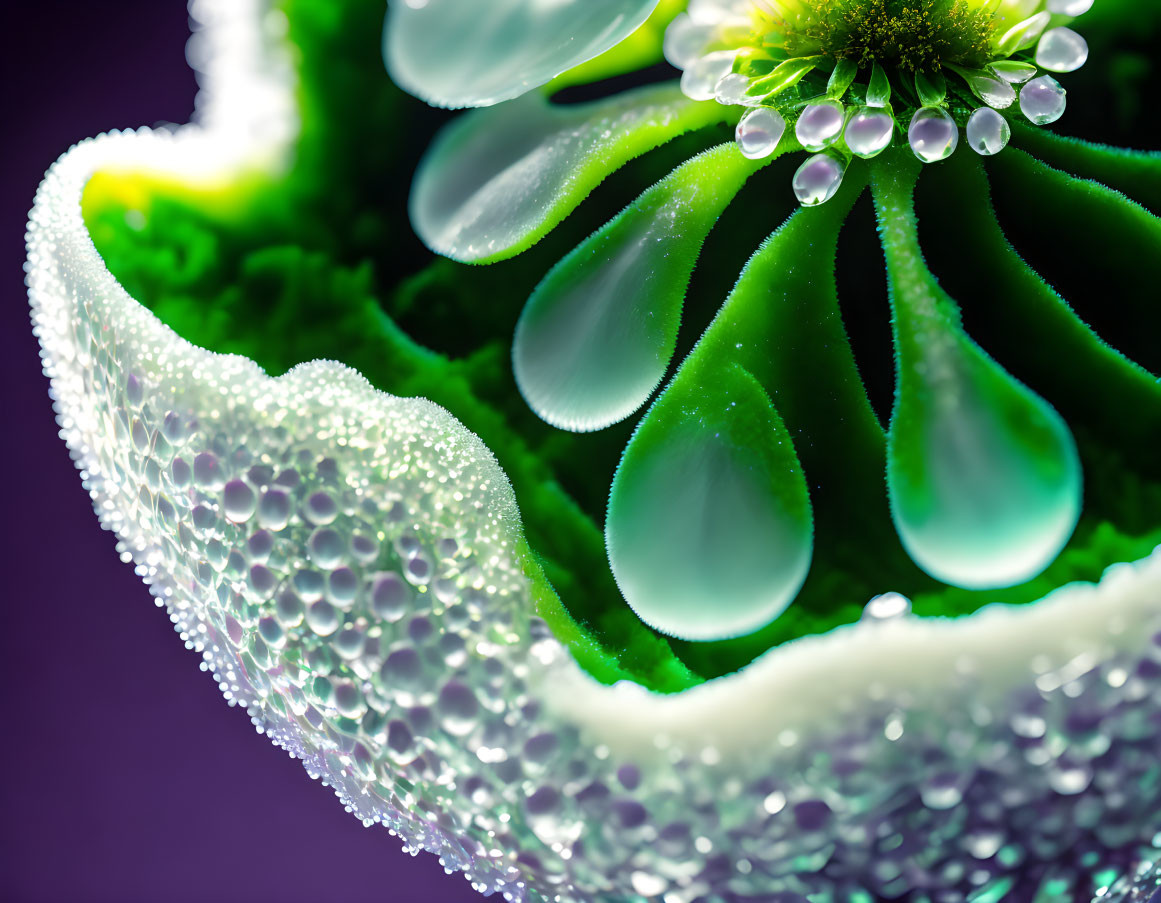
[966,107,1011,156]
[1036,27,1088,73]
[1020,75,1067,125]
[715,72,758,106]
[222,479,256,523]
[844,106,893,158]
[795,100,845,151]
[989,60,1038,84]
[908,107,958,163]
[607,361,813,641]
[862,592,912,622]
[1047,0,1093,15]
[968,75,1016,110]
[680,50,736,101]
[257,487,291,531]
[371,572,411,622]
[735,107,785,159]
[792,152,847,207]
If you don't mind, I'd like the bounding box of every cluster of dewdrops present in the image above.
[666,0,1093,206]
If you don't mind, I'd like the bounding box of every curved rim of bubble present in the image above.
[27,0,1161,769]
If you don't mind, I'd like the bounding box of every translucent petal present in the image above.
[514,145,766,432]
[607,363,813,641]
[410,84,727,263]
[871,162,1081,590]
[384,0,663,108]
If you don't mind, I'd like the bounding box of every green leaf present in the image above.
[746,56,821,100]
[513,144,771,432]
[410,83,729,263]
[1008,123,1161,213]
[827,58,859,99]
[914,69,947,107]
[866,62,892,107]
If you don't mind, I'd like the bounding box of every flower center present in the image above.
[772,0,997,71]
[665,0,1092,205]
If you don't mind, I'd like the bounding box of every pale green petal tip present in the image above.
[384,0,663,109]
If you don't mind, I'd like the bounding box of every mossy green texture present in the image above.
[84,0,1161,690]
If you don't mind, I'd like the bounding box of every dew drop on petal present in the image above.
[989,60,1038,84]
[966,107,1011,156]
[715,72,758,106]
[736,107,786,159]
[680,50,737,101]
[844,106,894,158]
[1036,27,1089,73]
[968,75,1016,110]
[908,107,959,163]
[1047,0,1093,15]
[795,100,845,151]
[1020,75,1067,125]
[792,152,847,207]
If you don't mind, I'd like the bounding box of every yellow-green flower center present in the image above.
[762,0,999,71]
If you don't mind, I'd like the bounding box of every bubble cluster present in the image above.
[24,1,1161,901]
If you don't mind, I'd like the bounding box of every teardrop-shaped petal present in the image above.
[410,84,729,263]
[607,362,813,642]
[384,0,663,109]
[871,159,1081,590]
[513,144,770,432]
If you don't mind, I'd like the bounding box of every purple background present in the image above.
[0,3,469,901]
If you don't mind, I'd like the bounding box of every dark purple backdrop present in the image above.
[0,4,469,901]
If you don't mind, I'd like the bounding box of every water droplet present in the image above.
[680,49,736,101]
[989,60,1037,84]
[735,107,785,159]
[257,487,291,531]
[1020,75,1067,125]
[308,528,345,569]
[968,75,1016,110]
[371,572,411,622]
[862,592,912,622]
[222,479,256,523]
[438,680,479,736]
[305,490,338,525]
[844,106,894,158]
[966,107,1011,156]
[607,362,813,641]
[792,152,847,207]
[192,452,223,490]
[305,599,339,636]
[715,72,757,106]
[908,107,958,163]
[1047,0,1093,16]
[1036,27,1088,73]
[795,100,845,151]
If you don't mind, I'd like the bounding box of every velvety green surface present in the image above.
[84,0,1161,690]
